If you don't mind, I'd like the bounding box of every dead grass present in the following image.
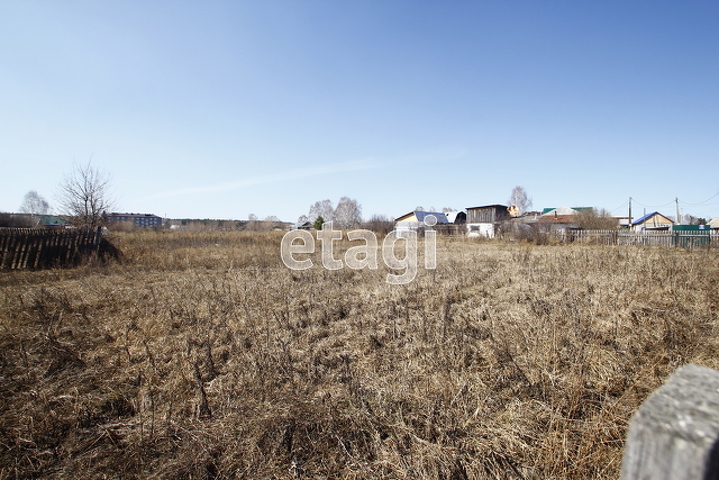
[1,231,718,479]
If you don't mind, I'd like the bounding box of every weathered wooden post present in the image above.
[621,364,719,480]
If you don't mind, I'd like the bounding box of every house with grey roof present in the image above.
[395,210,449,236]
[465,204,511,238]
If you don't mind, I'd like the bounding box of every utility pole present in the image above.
[628,197,632,229]
[676,197,681,225]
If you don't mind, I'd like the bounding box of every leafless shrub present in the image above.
[361,214,395,234]
[512,223,559,245]
[106,220,136,232]
[575,208,619,230]
[0,212,38,227]
[56,160,116,228]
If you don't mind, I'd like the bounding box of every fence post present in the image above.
[95,226,102,255]
[620,364,719,480]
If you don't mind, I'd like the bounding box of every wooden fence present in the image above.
[431,224,467,236]
[0,227,102,270]
[621,364,719,479]
[560,230,718,248]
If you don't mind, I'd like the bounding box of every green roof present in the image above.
[39,215,68,225]
[541,207,594,215]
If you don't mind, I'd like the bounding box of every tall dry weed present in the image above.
[0,232,717,479]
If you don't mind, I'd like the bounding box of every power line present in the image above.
[631,198,675,209]
[631,194,719,210]
[679,190,719,206]
[609,199,629,214]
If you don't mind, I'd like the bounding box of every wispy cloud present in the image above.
[144,159,380,200]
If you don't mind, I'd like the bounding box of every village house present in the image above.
[0,213,68,228]
[465,204,511,238]
[395,210,449,236]
[295,220,314,230]
[444,210,467,224]
[537,206,597,230]
[631,212,674,231]
[538,207,579,230]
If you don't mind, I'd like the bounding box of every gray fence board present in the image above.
[0,227,102,270]
[621,364,719,480]
[561,230,717,248]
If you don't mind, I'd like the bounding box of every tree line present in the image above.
[2,161,115,229]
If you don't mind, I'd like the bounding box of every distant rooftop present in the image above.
[412,211,449,224]
[631,211,674,226]
[541,207,593,215]
[396,210,449,224]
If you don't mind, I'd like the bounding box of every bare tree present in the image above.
[244,213,258,231]
[264,215,281,231]
[19,191,51,215]
[682,214,706,225]
[309,199,335,224]
[508,186,532,215]
[305,197,362,229]
[334,196,362,229]
[575,208,619,230]
[57,161,115,228]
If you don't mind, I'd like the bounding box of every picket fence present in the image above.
[0,227,102,270]
[560,229,718,248]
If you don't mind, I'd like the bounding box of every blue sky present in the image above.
[1,1,718,222]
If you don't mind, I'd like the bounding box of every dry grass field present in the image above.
[1,230,718,479]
